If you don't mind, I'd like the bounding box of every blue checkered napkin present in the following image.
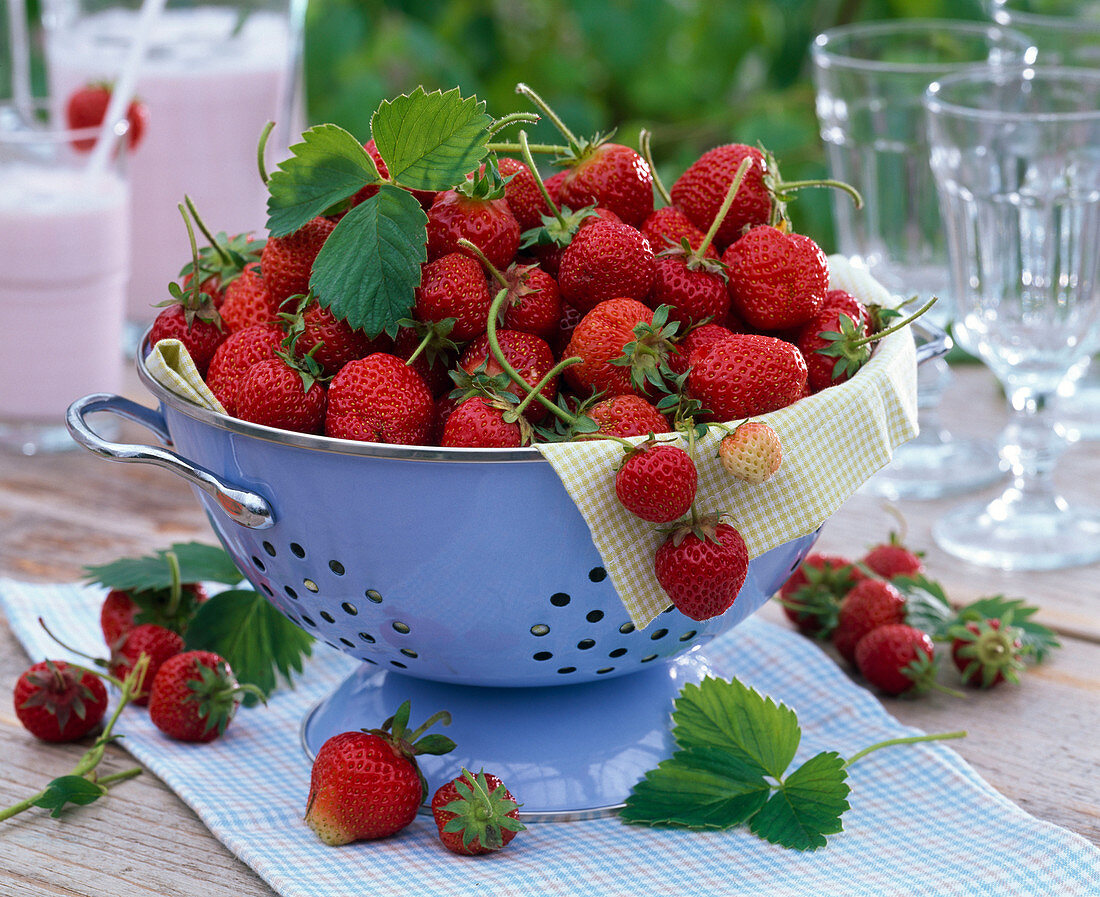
[3,579,1098,897]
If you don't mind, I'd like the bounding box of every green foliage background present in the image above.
[302,0,987,252]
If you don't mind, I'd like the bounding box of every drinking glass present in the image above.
[987,0,1100,440]
[925,65,1100,570]
[0,100,129,454]
[39,0,307,349]
[811,20,1035,500]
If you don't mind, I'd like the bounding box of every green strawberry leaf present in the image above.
[953,595,1060,662]
[83,542,244,592]
[310,184,428,337]
[671,676,800,779]
[184,589,313,704]
[894,573,956,638]
[748,751,850,851]
[371,86,492,191]
[620,746,772,828]
[31,776,107,818]
[266,124,381,238]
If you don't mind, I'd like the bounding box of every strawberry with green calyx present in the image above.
[686,332,808,421]
[950,618,1026,689]
[148,650,265,743]
[305,701,456,846]
[557,217,656,313]
[179,195,266,305]
[96,562,207,646]
[496,157,553,231]
[588,394,672,439]
[232,348,328,435]
[799,297,937,394]
[324,352,436,446]
[716,419,783,485]
[13,660,109,743]
[615,436,698,523]
[855,624,963,698]
[219,263,279,332]
[280,292,377,377]
[654,512,749,622]
[832,578,908,665]
[425,163,522,271]
[415,251,494,342]
[441,395,531,448]
[392,317,459,397]
[943,594,1061,663]
[861,530,924,581]
[666,321,739,377]
[432,768,525,856]
[458,329,559,422]
[777,553,867,639]
[261,215,338,308]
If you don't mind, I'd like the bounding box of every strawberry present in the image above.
[722,225,829,331]
[426,186,521,272]
[855,624,939,697]
[641,206,719,259]
[148,294,226,377]
[670,144,771,249]
[832,579,908,665]
[148,650,256,742]
[654,516,749,621]
[66,82,148,151]
[861,535,924,581]
[717,420,783,485]
[778,553,866,638]
[431,768,525,856]
[797,307,871,393]
[441,396,526,448]
[205,322,285,417]
[552,300,585,356]
[821,289,872,331]
[686,333,808,421]
[557,218,656,313]
[392,322,456,397]
[325,353,435,445]
[234,355,327,435]
[646,249,729,330]
[557,141,654,227]
[260,216,337,307]
[499,262,562,339]
[13,660,109,743]
[950,618,1025,689]
[497,157,552,231]
[615,441,698,523]
[563,298,675,399]
[414,252,493,342]
[588,394,671,439]
[304,702,455,846]
[458,330,558,421]
[296,299,376,376]
[108,623,185,706]
[527,206,619,278]
[667,322,739,377]
[99,582,209,646]
[219,262,280,333]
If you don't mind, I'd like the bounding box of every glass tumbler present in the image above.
[925,65,1100,570]
[811,19,1035,500]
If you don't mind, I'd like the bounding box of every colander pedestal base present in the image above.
[300,648,717,822]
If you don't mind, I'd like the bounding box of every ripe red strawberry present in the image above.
[13,660,109,743]
[654,516,749,621]
[499,262,562,339]
[588,394,671,438]
[615,441,698,523]
[563,298,674,399]
[219,262,279,333]
[667,322,739,376]
[950,618,1025,689]
[431,768,525,856]
[797,306,872,393]
[325,353,435,445]
[205,322,285,416]
[109,623,185,706]
[855,624,939,697]
[298,300,376,376]
[717,420,783,485]
[426,188,521,272]
[557,141,654,227]
[778,553,867,638]
[458,330,558,421]
[100,582,209,646]
[832,578,908,665]
[304,702,455,845]
[861,534,924,581]
[66,82,148,151]
[641,206,720,259]
[414,252,493,341]
[722,225,829,331]
[670,144,771,249]
[557,218,656,313]
[686,333,808,421]
[391,323,455,397]
[528,206,620,278]
[498,157,552,231]
[260,216,337,306]
[148,650,254,742]
[552,300,585,356]
[148,300,226,377]
[646,249,730,329]
[234,356,327,435]
[821,289,872,331]
[441,396,526,448]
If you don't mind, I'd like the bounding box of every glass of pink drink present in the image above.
[41,0,306,347]
[0,103,130,454]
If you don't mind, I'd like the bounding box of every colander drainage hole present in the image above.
[391,661,407,669]
[252,556,265,572]
[679,630,698,642]
[339,638,355,648]
[641,653,658,663]
[358,632,376,644]
[596,667,615,675]
[557,666,576,674]
[303,579,319,593]
[290,543,306,558]
[650,628,669,640]
[341,602,358,616]
[586,610,604,623]
[262,541,276,557]
[530,624,549,637]
[609,647,627,658]
[300,615,317,628]
[365,590,383,604]
[260,583,274,597]
[619,622,635,634]
[533,651,552,661]
[329,560,345,576]
[320,611,335,624]
[285,586,299,600]
[577,639,595,650]
[550,592,570,607]
[392,621,411,634]
[588,567,607,582]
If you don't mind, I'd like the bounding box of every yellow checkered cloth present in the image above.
[145,339,227,414]
[534,255,918,628]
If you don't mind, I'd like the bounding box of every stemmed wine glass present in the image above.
[924,65,1100,570]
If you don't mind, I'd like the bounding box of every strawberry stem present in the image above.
[256,120,275,186]
[515,82,579,147]
[638,129,672,206]
[455,237,509,289]
[694,156,753,262]
[184,196,232,267]
[517,130,567,230]
[486,140,570,156]
[489,112,540,137]
[844,730,967,768]
[777,177,863,209]
[36,616,117,678]
[851,296,938,349]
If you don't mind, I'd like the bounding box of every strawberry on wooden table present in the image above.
[855,623,941,697]
[108,623,185,706]
[777,553,867,638]
[861,534,924,581]
[99,582,208,646]
[832,578,908,665]
[431,769,525,856]
[13,660,109,743]
[950,618,1025,689]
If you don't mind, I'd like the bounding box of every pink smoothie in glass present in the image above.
[45,5,301,334]
[0,165,128,421]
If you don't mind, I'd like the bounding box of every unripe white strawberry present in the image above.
[717,421,782,485]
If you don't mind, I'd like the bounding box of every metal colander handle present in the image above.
[66,393,275,530]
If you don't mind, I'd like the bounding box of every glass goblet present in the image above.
[925,65,1100,570]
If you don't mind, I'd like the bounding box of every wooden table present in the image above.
[0,362,1097,896]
